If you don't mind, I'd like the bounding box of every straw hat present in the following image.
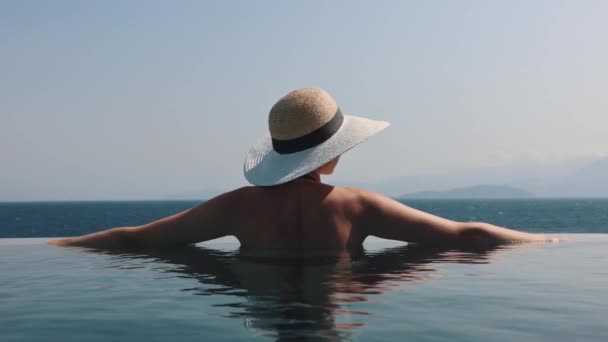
[244,87,389,186]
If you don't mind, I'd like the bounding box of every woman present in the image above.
[49,88,554,250]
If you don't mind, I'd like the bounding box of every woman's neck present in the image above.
[298,172,321,183]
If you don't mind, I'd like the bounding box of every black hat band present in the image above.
[271,109,344,154]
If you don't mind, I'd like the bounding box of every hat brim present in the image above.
[244,114,389,186]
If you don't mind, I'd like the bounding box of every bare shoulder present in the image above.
[337,186,461,242]
[339,187,444,219]
[198,186,258,219]
[338,186,407,212]
[135,186,259,245]
[209,186,257,203]
[327,186,405,219]
[324,186,369,211]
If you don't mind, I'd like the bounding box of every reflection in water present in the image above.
[89,243,509,341]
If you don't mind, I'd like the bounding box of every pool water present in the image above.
[1,235,607,341]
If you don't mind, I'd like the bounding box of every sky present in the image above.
[1,0,607,201]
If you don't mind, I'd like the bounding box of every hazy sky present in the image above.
[2,0,607,200]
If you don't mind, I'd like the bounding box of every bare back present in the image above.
[49,177,554,249]
[234,178,366,250]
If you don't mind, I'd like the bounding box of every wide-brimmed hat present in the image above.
[243,87,389,186]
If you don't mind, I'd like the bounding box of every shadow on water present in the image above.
[85,243,510,341]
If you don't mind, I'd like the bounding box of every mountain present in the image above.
[336,156,597,197]
[400,185,534,199]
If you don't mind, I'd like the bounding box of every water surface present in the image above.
[1,235,607,341]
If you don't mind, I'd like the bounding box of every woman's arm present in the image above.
[48,226,136,248]
[48,187,251,249]
[357,189,555,245]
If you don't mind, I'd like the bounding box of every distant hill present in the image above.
[338,156,597,198]
[400,185,534,199]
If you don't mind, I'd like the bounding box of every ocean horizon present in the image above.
[2,198,608,238]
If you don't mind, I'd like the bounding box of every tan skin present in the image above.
[48,157,555,250]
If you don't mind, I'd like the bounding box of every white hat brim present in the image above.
[244,114,389,186]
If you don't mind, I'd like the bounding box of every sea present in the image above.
[1,199,608,341]
[3,199,608,238]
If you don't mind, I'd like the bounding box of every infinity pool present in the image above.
[1,235,607,341]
